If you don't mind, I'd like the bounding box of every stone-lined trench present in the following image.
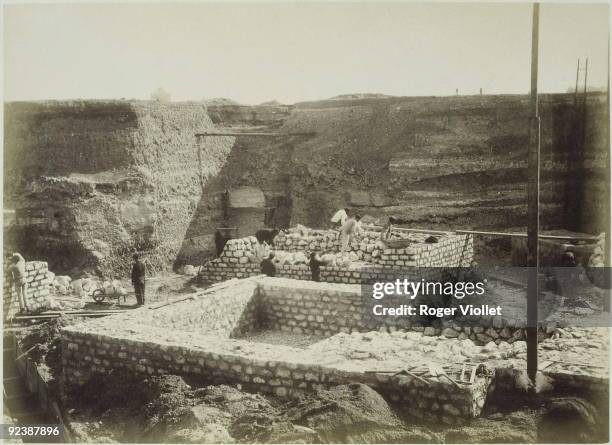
[61,277,609,426]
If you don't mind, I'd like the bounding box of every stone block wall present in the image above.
[3,261,52,319]
[274,230,337,252]
[256,278,531,345]
[60,277,606,425]
[200,230,473,284]
[201,262,458,286]
[273,229,473,267]
[61,326,492,424]
[103,279,261,338]
[60,279,493,425]
[257,280,362,337]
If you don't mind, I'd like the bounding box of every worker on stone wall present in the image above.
[131,253,146,306]
[252,239,270,264]
[331,208,349,230]
[9,253,29,313]
[339,214,361,252]
[255,228,279,247]
[380,217,394,242]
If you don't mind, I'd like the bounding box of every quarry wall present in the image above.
[4,101,234,276]
[285,93,608,232]
[4,93,608,275]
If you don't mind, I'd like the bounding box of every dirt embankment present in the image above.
[4,93,608,274]
[210,93,608,234]
[4,101,234,276]
[62,370,612,444]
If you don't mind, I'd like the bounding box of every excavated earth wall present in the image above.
[4,93,608,275]
[4,101,235,275]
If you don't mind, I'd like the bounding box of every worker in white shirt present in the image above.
[251,240,270,264]
[339,214,362,252]
[331,208,349,229]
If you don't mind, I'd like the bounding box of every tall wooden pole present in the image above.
[606,28,611,309]
[574,59,580,106]
[527,2,540,384]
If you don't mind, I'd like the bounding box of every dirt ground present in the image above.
[76,272,203,311]
[63,369,609,444]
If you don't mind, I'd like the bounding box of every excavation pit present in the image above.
[61,277,608,425]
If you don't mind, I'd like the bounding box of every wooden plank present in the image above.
[195,132,315,137]
[363,225,598,242]
[439,372,461,388]
[456,230,599,241]
[395,370,430,385]
[10,312,118,321]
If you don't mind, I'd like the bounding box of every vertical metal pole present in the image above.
[527,2,540,384]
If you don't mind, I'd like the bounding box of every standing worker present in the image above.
[9,253,29,313]
[252,239,270,264]
[309,252,326,282]
[260,253,277,277]
[131,253,146,306]
[380,217,394,242]
[339,214,362,252]
[331,208,349,230]
[215,222,233,257]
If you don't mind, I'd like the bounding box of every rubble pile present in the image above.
[46,275,129,310]
[308,330,525,368]
[275,225,435,264]
[588,233,607,267]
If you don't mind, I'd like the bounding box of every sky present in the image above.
[3,2,609,104]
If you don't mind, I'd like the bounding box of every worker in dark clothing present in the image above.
[260,253,276,277]
[255,228,279,247]
[131,253,146,305]
[215,224,233,257]
[309,252,325,282]
[560,250,577,267]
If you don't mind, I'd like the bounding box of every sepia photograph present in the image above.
[1,1,610,443]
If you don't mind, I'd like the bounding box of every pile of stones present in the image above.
[588,233,607,267]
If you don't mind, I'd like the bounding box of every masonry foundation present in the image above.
[60,277,608,426]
